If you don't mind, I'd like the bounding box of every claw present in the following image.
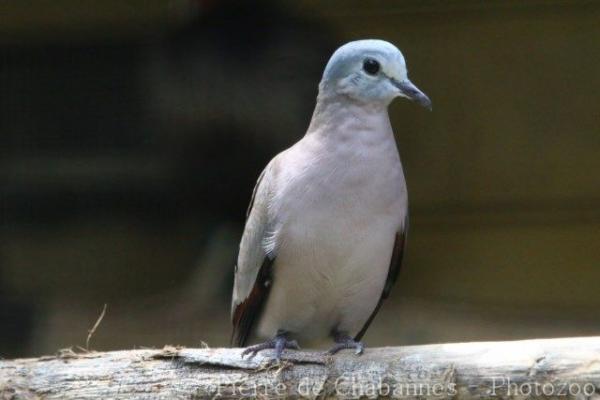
[288,340,300,350]
[241,346,262,359]
[240,331,300,361]
[327,332,364,356]
[355,342,364,355]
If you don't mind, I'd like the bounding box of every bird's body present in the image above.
[256,99,407,341]
[231,39,430,358]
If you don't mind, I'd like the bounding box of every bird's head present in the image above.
[320,39,431,110]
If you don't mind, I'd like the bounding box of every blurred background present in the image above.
[1,0,599,359]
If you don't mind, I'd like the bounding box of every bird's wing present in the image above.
[354,214,408,341]
[230,162,277,347]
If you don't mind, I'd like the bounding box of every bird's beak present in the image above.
[392,79,432,111]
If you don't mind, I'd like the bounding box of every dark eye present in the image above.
[363,58,380,75]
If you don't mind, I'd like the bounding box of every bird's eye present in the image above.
[363,58,380,75]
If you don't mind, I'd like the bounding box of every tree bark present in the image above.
[1,336,600,399]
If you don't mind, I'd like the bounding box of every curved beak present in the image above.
[392,79,432,111]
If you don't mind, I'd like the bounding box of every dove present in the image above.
[230,39,431,360]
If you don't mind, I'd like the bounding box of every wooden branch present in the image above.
[2,336,600,399]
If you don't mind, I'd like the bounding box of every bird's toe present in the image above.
[355,342,364,355]
[240,334,300,362]
[240,347,258,359]
[327,335,364,356]
[240,341,272,359]
[288,339,300,350]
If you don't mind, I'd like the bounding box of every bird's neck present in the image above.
[306,92,392,140]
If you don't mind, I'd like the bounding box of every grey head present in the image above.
[320,39,431,110]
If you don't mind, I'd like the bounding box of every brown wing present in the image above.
[354,218,408,341]
[230,165,275,347]
[230,255,274,347]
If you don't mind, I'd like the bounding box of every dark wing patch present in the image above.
[230,255,275,347]
[354,222,407,341]
[382,227,407,299]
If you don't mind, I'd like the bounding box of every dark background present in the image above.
[1,0,599,358]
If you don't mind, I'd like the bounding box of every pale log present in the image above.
[1,336,600,399]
